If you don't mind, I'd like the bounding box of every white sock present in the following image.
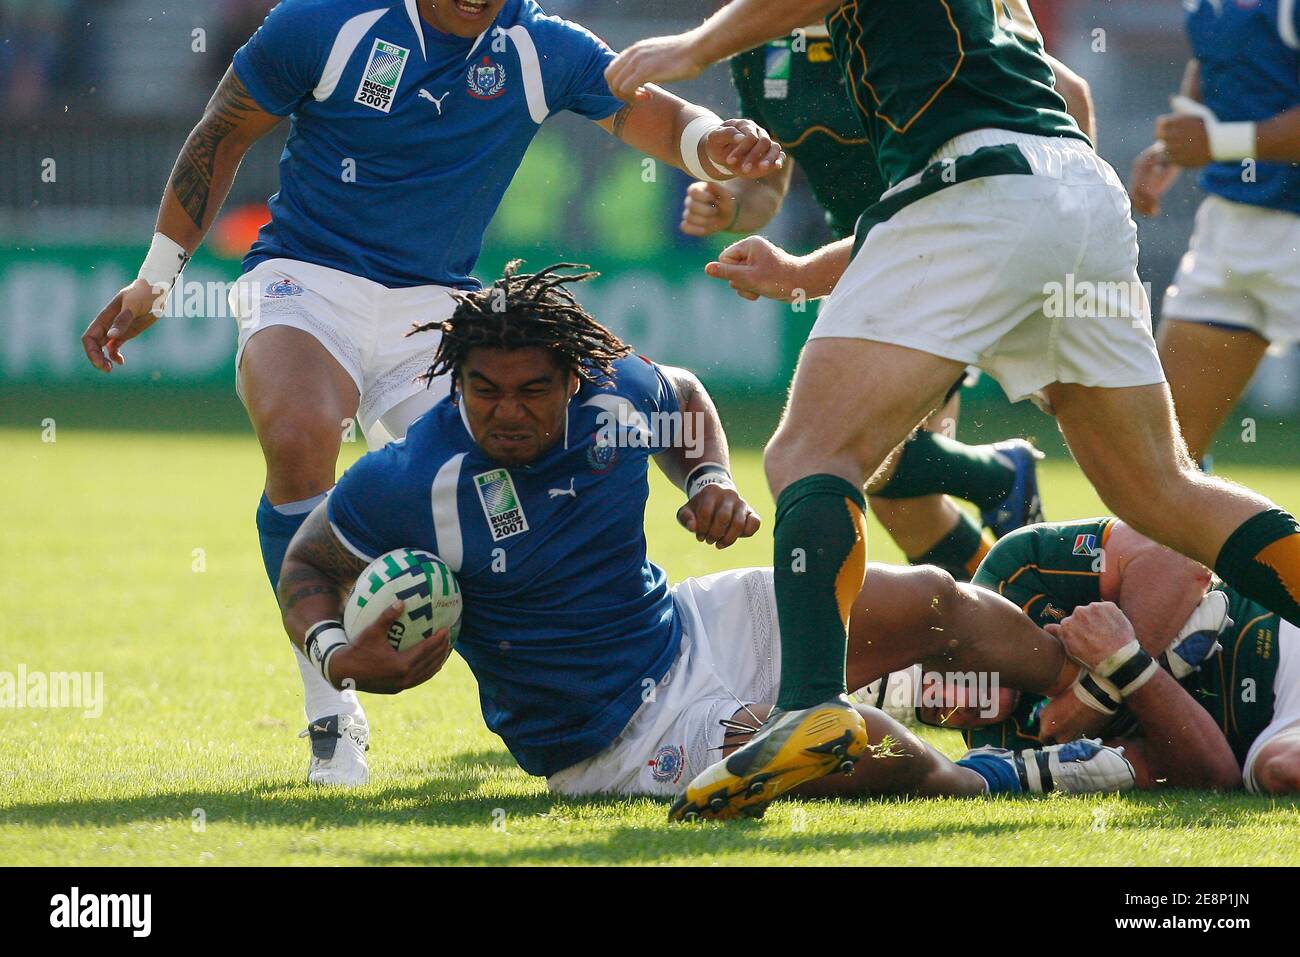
[295,646,362,723]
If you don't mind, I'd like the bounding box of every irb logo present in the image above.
[355,39,410,113]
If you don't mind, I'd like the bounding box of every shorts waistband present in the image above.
[928,128,1094,165]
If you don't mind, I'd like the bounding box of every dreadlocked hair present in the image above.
[413,260,633,399]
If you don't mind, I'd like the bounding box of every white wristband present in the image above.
[304,621,349,687]
[686,462,735,499]
[1073,671,1121,716]
[1208,122,1257,162]
[680,114,728,184]
[1094,639,1160,697]
[1172,95,1257,162]
[137,232,190,317]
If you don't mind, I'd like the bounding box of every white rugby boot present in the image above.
[302,712,370,786]
[961,739,1136,794]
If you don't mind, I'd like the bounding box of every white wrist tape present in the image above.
[680,114,729,183]
[1094,639,1160,698]
[685,461,735,499]
[1073,671,1122,716]
[304,620,349,687]
[1172,95,1257,162]
[137,232,190,317]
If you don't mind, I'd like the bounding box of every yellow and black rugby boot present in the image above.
[668,695,869,822]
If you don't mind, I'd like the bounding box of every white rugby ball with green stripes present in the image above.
[343,548,462,652]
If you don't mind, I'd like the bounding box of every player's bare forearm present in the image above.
[653,366,730,490]
[797,236,854,299]
[1111,669,1241,790]
[1181,59,1201,101]
[1116,547,1213,656]
[688,0,842,67]
[601,86,710,173]
[277,505,368,652]
[159,67,281,250]
[599,86,779,181]
[1255,106,1300,162]
[1046,55,1096,144]
[654,366,760,547]
[729,164,794,232]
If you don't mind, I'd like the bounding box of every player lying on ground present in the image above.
[935,518,1300,795]
[275,262,1134,811]
[78,0,784,786]
[606,0,1300,819]
[1129,1,1300,464]
[673,26,1106,579]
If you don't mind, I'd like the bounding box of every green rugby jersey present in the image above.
[730,33,887,238]
[971,518,1113,628]
[825,0,1087,186]
[966,519,1280,763]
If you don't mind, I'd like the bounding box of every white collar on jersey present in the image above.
[404,0,428,60]
[405,0,496,61]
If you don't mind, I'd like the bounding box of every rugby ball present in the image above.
[343,548,462,652]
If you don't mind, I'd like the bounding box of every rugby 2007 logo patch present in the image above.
[355,39,410,113]
[474,469,529,542]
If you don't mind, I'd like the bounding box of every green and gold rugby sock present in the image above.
[1215,508,1300,627]
[910,511,991,583]
[773,474,868,712]
[874,431,1014,508]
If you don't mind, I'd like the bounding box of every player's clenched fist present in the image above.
[678,485,761,550]
[1045,601,1138,670]
[1154,113,1213,168]
[81,278,166,372]
[704,235,802,302]
[327,601,454,694]
[703,118,784,180]
[680,181,739,236]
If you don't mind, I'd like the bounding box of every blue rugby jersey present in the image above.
[327,355,684,776]
[1186,0,1300,214]
[233,0,622,288]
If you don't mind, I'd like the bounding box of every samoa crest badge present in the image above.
[467,55,507,99]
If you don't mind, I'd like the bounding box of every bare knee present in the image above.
[896,565,963,653]
[1254,738,1300,794]
[256,409,344,501]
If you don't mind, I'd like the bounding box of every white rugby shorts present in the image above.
[810,129,1165,403]
[547,567,782,798]
[229,258,453,441]
[1163,194,1300,348]
[1244,619,1300,793]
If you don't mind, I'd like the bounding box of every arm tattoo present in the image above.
[170,71,261,229]
[276,509,370,615]
[611,103,634,141]
[280,583,339,615]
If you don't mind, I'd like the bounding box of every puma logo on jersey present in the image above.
[548,478,576,499]
[419,89,450,114]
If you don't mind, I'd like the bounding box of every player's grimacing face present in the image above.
[459,347,578,467]
[426,0,508,37]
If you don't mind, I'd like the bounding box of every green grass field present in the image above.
[3,425,1300,866]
